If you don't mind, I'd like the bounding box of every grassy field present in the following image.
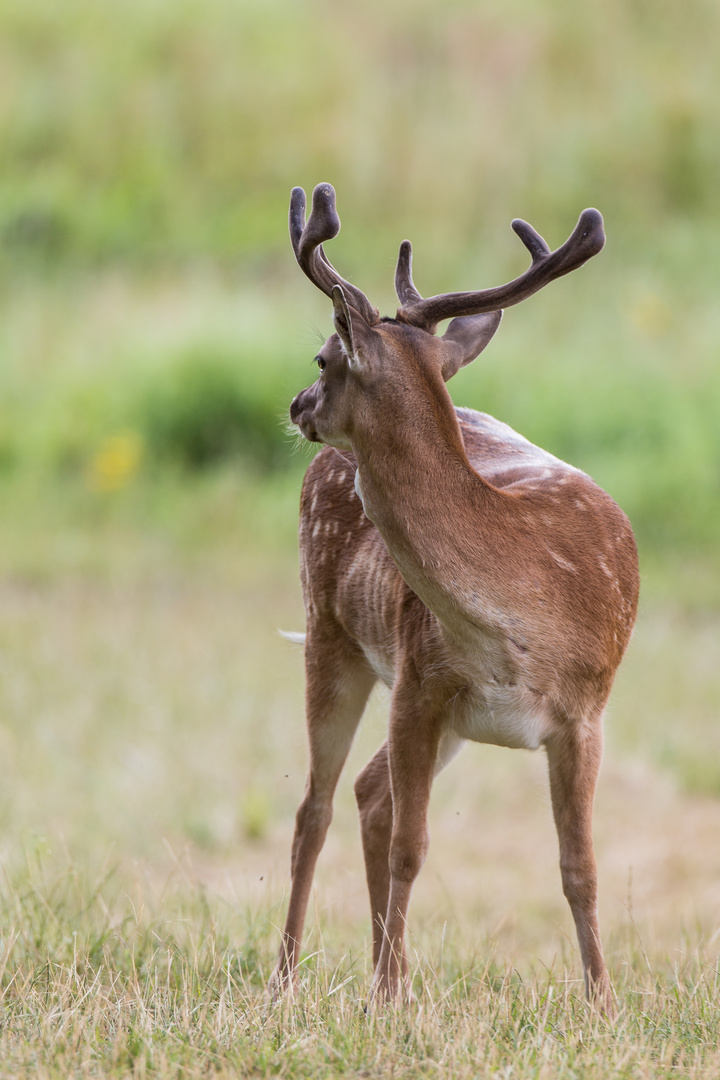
[0,462,719,1077]
[1,0,720,1075]
[0,480,719,1077]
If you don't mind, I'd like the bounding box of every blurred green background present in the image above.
[1,0,720,557]
[1,0,719,854]
[1,0,718,566]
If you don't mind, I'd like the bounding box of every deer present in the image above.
[272,182,639,1012]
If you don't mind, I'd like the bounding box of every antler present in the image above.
[289,184,379,325]
[395,209,605,333]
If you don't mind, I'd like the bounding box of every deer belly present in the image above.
[452,685,550,750]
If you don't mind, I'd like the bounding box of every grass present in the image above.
[0,469,719,1075]
[1,854,720,1077]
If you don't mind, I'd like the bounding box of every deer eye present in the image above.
[315,356,326,372]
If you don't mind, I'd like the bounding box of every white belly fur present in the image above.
[451,684,551,750]
[360,642,550,751]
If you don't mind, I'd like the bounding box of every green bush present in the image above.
[139,347,289,471]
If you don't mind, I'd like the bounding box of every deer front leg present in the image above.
[270,637,375,995]
[369,690,442,1003]
[546,719,613,1013]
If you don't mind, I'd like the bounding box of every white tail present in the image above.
[277,630,307,645]
[272,184,639,1012]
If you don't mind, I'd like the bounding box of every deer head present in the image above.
[289,183,605,451]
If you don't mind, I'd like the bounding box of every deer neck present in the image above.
[351,375,489,631]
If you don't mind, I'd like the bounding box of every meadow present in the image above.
[1,0,720,1075]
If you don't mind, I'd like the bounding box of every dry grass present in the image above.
[0,477,719,1075]
[1,848,720,1078]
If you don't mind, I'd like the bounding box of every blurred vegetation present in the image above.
[0,0,718,565]
[1,0,719,267]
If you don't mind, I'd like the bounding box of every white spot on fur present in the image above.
[598,554,622,593]
[598,554,614,577]
[547,549,578,573]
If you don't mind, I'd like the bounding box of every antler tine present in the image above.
[511,218,551,262]
[396,208,605,333]
[289,183,379,325]
[289,186,308,255]
[395,240,424,306]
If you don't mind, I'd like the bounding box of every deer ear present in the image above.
[440,311,503,381]
[331,285,375,370]
[331,285,355,357]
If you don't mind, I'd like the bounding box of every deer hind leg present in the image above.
[354,742,393,969]
[367,676,454,1002]
[355,730,464,971]
[270,630,375,994]
[546,717,613,1012]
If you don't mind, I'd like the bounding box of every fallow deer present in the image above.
[273,183,639,1010]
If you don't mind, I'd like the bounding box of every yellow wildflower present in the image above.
[88,430,144,491]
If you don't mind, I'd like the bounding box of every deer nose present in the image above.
[289,396,301,423]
